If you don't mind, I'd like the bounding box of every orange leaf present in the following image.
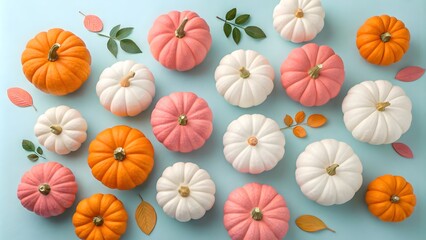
[295,111,306,124]
[284,114,293,127]
[135,197,157,235]
[307,114,327,128]
[293,126,307,138]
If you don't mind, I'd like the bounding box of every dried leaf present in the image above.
[395,66,425,82]
[22,140,35,152]
[27,154,39,162]
[295,111,306,124]
[223,23,232,38]
[135,197,157,235]
[232,27,241,44]
[235,14,250,25]
[226,8,237,20]
[307,114,327,128]
[80,12,103,32]
[293,126,307,138]
[7,87,36,111]
[284,115,293,127]
[296,215,335,233]
[36,147,43,155]
[392,142,414,158]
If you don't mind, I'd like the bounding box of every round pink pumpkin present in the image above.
[151,92,213,153]
[280,43,345,106]
[17,162,78,217]
[224,183,290,240]
[148,10,212,71]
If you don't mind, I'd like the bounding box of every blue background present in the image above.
[1,0,425,239]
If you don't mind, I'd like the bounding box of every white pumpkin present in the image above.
[273,0,325,43]
[342,80,412,145]
[214,49,274,108]
[223,114,285,174]
[34,105,87,155]
[96,60,155,117]
[156,162,216,222]
[295,139,363,206]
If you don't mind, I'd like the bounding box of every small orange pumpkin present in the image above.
[72,193,128,240]
[88,125,154,190]
[356,15,410,66]
[365,174,416,222]
[21,28,91,95]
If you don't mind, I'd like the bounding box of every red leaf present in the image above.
[80,11,103,32]
[7,87,36,111]
[395,66,425,82]
[392,142,414,158]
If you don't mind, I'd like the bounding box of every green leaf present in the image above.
[116,27,134,40]
[244,26,266,39]
[232,27,241,45]
[27,154,39,162]
[22,140,35,152]
[110,24,121,38]
[223,23,232,38]
[226,8,237,21]
[235,14,250,25]
[36,147,43,155]
[107,38,118,57]
[120,39,142,54]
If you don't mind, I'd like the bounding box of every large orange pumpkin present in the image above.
[21,28,91,95]
[356,15,410,66]
[88,125,154,190]
[365,174,416,222]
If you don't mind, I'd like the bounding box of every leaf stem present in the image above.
[38,153,46,160]
[326,227,336,233]
[138,193,144,201]
[78,11,86,17]
[280,123,307,130]
[98,33,111,39]
[32,105,37,112]
[216,16,245,29]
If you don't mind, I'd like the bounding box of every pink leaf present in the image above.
[395,66,425,82]
[392,142,414,159]
[7,87,37,111]
[80,11,103,32]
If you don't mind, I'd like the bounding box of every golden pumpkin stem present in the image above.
[390,195,400,203]
[295,8,304,18]
[376,102,391,111]
[326,164,339,176]
[239,67,251,79]
[308,64,323,79]
[48,43,61,62]
[93,216,104,226]
[247,136,258,146]
[114,147,126,161]
[38,183,51,195]
[178,114,188,126]
[251,207,263,221]
[119,71,135,87]
[175,17,189,38]
[178,185,190,197]
[381,32,392,43]
[50,125,63,135]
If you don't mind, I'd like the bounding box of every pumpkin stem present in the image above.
[50,125,63,135]
[326,163,339,176]
[251,207,263,221]
[239,67,251,79]
[376,102,391,111]
[114,147,126,161]
[247,136,258,146]
[294,8,304,18]
[93,216,104,226]
[381,32,392,43]
[119,71,135,87]
[178,185,190,197]
[175,17,189,38]
[48,43,61,62]
[390,195,400,203]
[308,64,323,79]
[38,183,51,195]
[178,114,188,126]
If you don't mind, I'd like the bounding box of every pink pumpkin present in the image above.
[151,92,213,153]
[147,10,212,71]
[280,43,345,106]
[224,183,290,240]
[17,162,78,217]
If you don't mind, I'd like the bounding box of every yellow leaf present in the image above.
[293,126,307,138]
[295,111,306,124]
[135,197,157,235]
[284,114,293,127]
[295,215,335,233]
[307,114,327,128]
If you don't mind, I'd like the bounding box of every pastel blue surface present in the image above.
[1,0,425,239]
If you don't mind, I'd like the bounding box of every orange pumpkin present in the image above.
[88,125,154,190]
[365,174,416,222]
[356,15,410,66]
[72,193,128,240]
[21,28,91,95]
